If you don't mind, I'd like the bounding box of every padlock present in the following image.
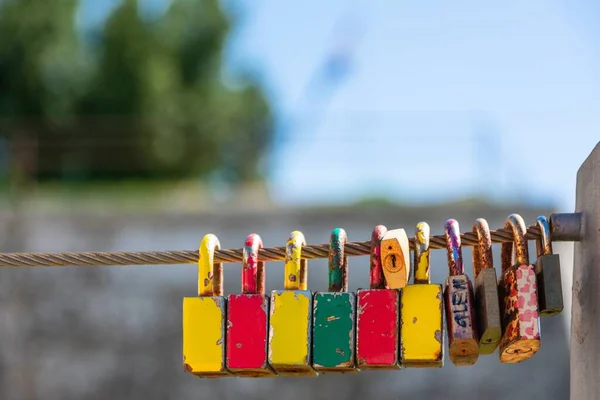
[400,222,444,368]
[535,216,564,316]
[356,225,401,369]
[226,233,275,377]
[312,228,356,373]
[499,214,541,363]
[183,234,230,377]
[444,219,479,366]
[472,218,502,355]
[380,228,411,290]
[268,231,317,376]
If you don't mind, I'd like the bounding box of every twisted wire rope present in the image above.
[0,224,542,267]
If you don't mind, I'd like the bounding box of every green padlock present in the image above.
[312,228,356,373]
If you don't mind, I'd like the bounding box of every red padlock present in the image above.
[356,225,401,369]
[226,233,275,377]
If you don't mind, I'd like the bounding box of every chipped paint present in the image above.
[268,290,317,376]
[498,214,541,363]
[226,294,274,377]
[198,234,223,297]
[444,219,479,366]
[356,289,400,369]
[284,232,307,290]
[499,265,541,363]
[312,292,356,373]
[400,284,444,368]
[182,296,230,377]
[444,275,479,366]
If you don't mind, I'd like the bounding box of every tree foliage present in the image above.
[0,0,273,182]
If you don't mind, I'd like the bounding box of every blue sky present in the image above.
[80,0,600,211]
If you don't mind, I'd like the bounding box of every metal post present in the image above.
[571,142,600,400]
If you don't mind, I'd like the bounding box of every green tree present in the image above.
[0,0,273,183]
[79,0,273,182]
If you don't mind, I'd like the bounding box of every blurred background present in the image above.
[0,0,598,398]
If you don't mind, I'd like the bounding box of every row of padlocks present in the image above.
[182,214,563,378]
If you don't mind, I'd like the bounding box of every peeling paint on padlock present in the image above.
[183,234,230,378]
[226,233,275,377]
[268,231,317,376]
[443,220,479,366]
[312,228,356,373]
[499,214,541,363]
[356,225,401,370]
[400,222,444,368]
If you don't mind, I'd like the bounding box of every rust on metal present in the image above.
[472,218,494,278]
[369,225,388,289]
[499,214,541,363]
[501,214,530,270]
[445,219,465,276]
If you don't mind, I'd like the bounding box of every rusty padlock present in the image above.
[312,228,356,373]
[226,233,275,377]
[472,218,502,355]
[499,214,541,363]
[356,225,401,369]
[183,234,230,377]
[444,219,479,366]
[535,216,564,316]
[400,222,444,368]
[268,231,317,376]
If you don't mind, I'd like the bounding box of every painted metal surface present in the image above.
[183,297,228,377]
[380,229,410,289]
[401,285,443,367]
[312,228,356,373]
[198,234,223,297]
[226,234,274,377]
[444,219,479,366]
[356,289,400,369]
[241,233,265,295]
[369,225,388,289]
[472,218,502,355]
[400,222,443,368]
[269,290,315,376]
[183,233,229,377]
[227,294,272,376]
[284,231,307,290]
[268,231,316,376]
[313,292,356,372]
[535,216,564,316]
[356,225,400,369]
[499,214,541,363]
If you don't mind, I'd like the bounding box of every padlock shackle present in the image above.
[501,213,530,272]
[369,225,388,289]
[413,222,431,284]
[535,216,553,257]
[242,233,265,295]
[472,218,494,278]
[198,233,223,297]
[328,228,348,292]
[284,231,307,290]
[444,219,464,276]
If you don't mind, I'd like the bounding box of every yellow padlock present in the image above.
[400,222,444,367]
[183,234,230,377]
[268,231,317,376]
